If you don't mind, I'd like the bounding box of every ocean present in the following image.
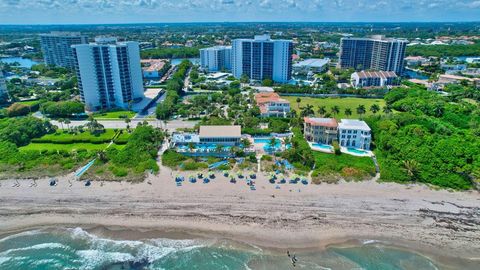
[0,227,475,270]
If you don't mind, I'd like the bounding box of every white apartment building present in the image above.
[200,46,232,72]
[338,119,372,150]
[40,32,88,69]
[351,70,398,88]
[232,35,293,83]
[72,38,144,111]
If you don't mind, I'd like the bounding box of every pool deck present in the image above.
[307,141,334,154]
[340,146,373,157]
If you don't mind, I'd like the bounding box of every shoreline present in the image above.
[1,222,479,269]
[1,166,479,263]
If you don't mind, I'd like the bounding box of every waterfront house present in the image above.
[254,92,290,118]
[303,117,338,145]
[338,119,371,150]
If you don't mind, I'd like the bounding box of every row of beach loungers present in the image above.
[175,171,308,189]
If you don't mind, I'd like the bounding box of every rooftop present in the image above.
[338,119,371,131]
[353,71,397,79]
[199,125,241,138]
[255,92,289,104]
[304,117,338,128]
[141,59,167,72]
[293,58,330,68]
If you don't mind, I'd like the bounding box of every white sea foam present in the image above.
[0,229,45,244]
[0,256,11,266]
[76,250,135,270]
[0,243,70,256]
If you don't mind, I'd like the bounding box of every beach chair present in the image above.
[250,185,256,191]
[176,182,182,187]
[230,178,236,184]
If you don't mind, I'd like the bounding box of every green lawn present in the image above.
[17,100,42,106]
[283,97,386,119]
[32,129,117,144]
[93,110,136,119]
[19,143,125,151]
[311,151,376,182]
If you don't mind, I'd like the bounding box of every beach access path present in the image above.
[0,166,479,261]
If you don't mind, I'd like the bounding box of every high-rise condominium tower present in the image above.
[40,32,88,69]
[232,35,293,83]
[72,38,144,111]
[200,46,232,72]
[339,35,407,74]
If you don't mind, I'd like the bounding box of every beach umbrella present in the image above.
[209,173,216,179]
[189,175,197,183]
[49,179,56,186]
[269,178,275,184]
[85,180,91,187]
[301,179,308,185]
[197,173,203,179]
[230,177,236,184]
[203,178,210,184]
[223,171,229,177]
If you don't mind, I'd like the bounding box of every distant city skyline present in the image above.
[0,0,480,24]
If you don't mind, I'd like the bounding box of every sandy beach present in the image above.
[0,165,479,263]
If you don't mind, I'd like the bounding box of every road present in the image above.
[50,119,197,131]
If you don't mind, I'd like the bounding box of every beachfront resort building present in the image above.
[40,32,88,69]
[232,34,293,83]
[72,37,144,111]
[351,70,398,88]
[303,117,338,145]
[200,46,232,72]
[254,92,290,117]
[338,119,371,150]
[199,125,242,145]
[339,35,407,74]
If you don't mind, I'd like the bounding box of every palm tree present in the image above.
[356,105,366,118]
[57,118,64,130]
[382,106,392,114]
[64,119,71,131]
[344,108,352,117]
[370,104,380,114]
[300,104,315,117]
[331,105,340,116]
[124,117,131,131]
[403,160,419,180]
[296,97,301,110]
[317,105,327,116]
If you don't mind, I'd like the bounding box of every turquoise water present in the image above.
[312,143,333,150]
[254,138,282,151]
[0,57,39,68]
[1,228,474,270]
[347,147,368,154]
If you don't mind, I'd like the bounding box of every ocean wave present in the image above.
[0,243,71,256]
[0,229,46,244]
[76,250,136,269]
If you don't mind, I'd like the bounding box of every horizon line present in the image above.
[1,20,480,27]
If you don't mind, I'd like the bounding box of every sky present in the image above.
[0,0,480,24]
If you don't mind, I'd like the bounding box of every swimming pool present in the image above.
[312,143,333,150]
[347,148,368,154]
